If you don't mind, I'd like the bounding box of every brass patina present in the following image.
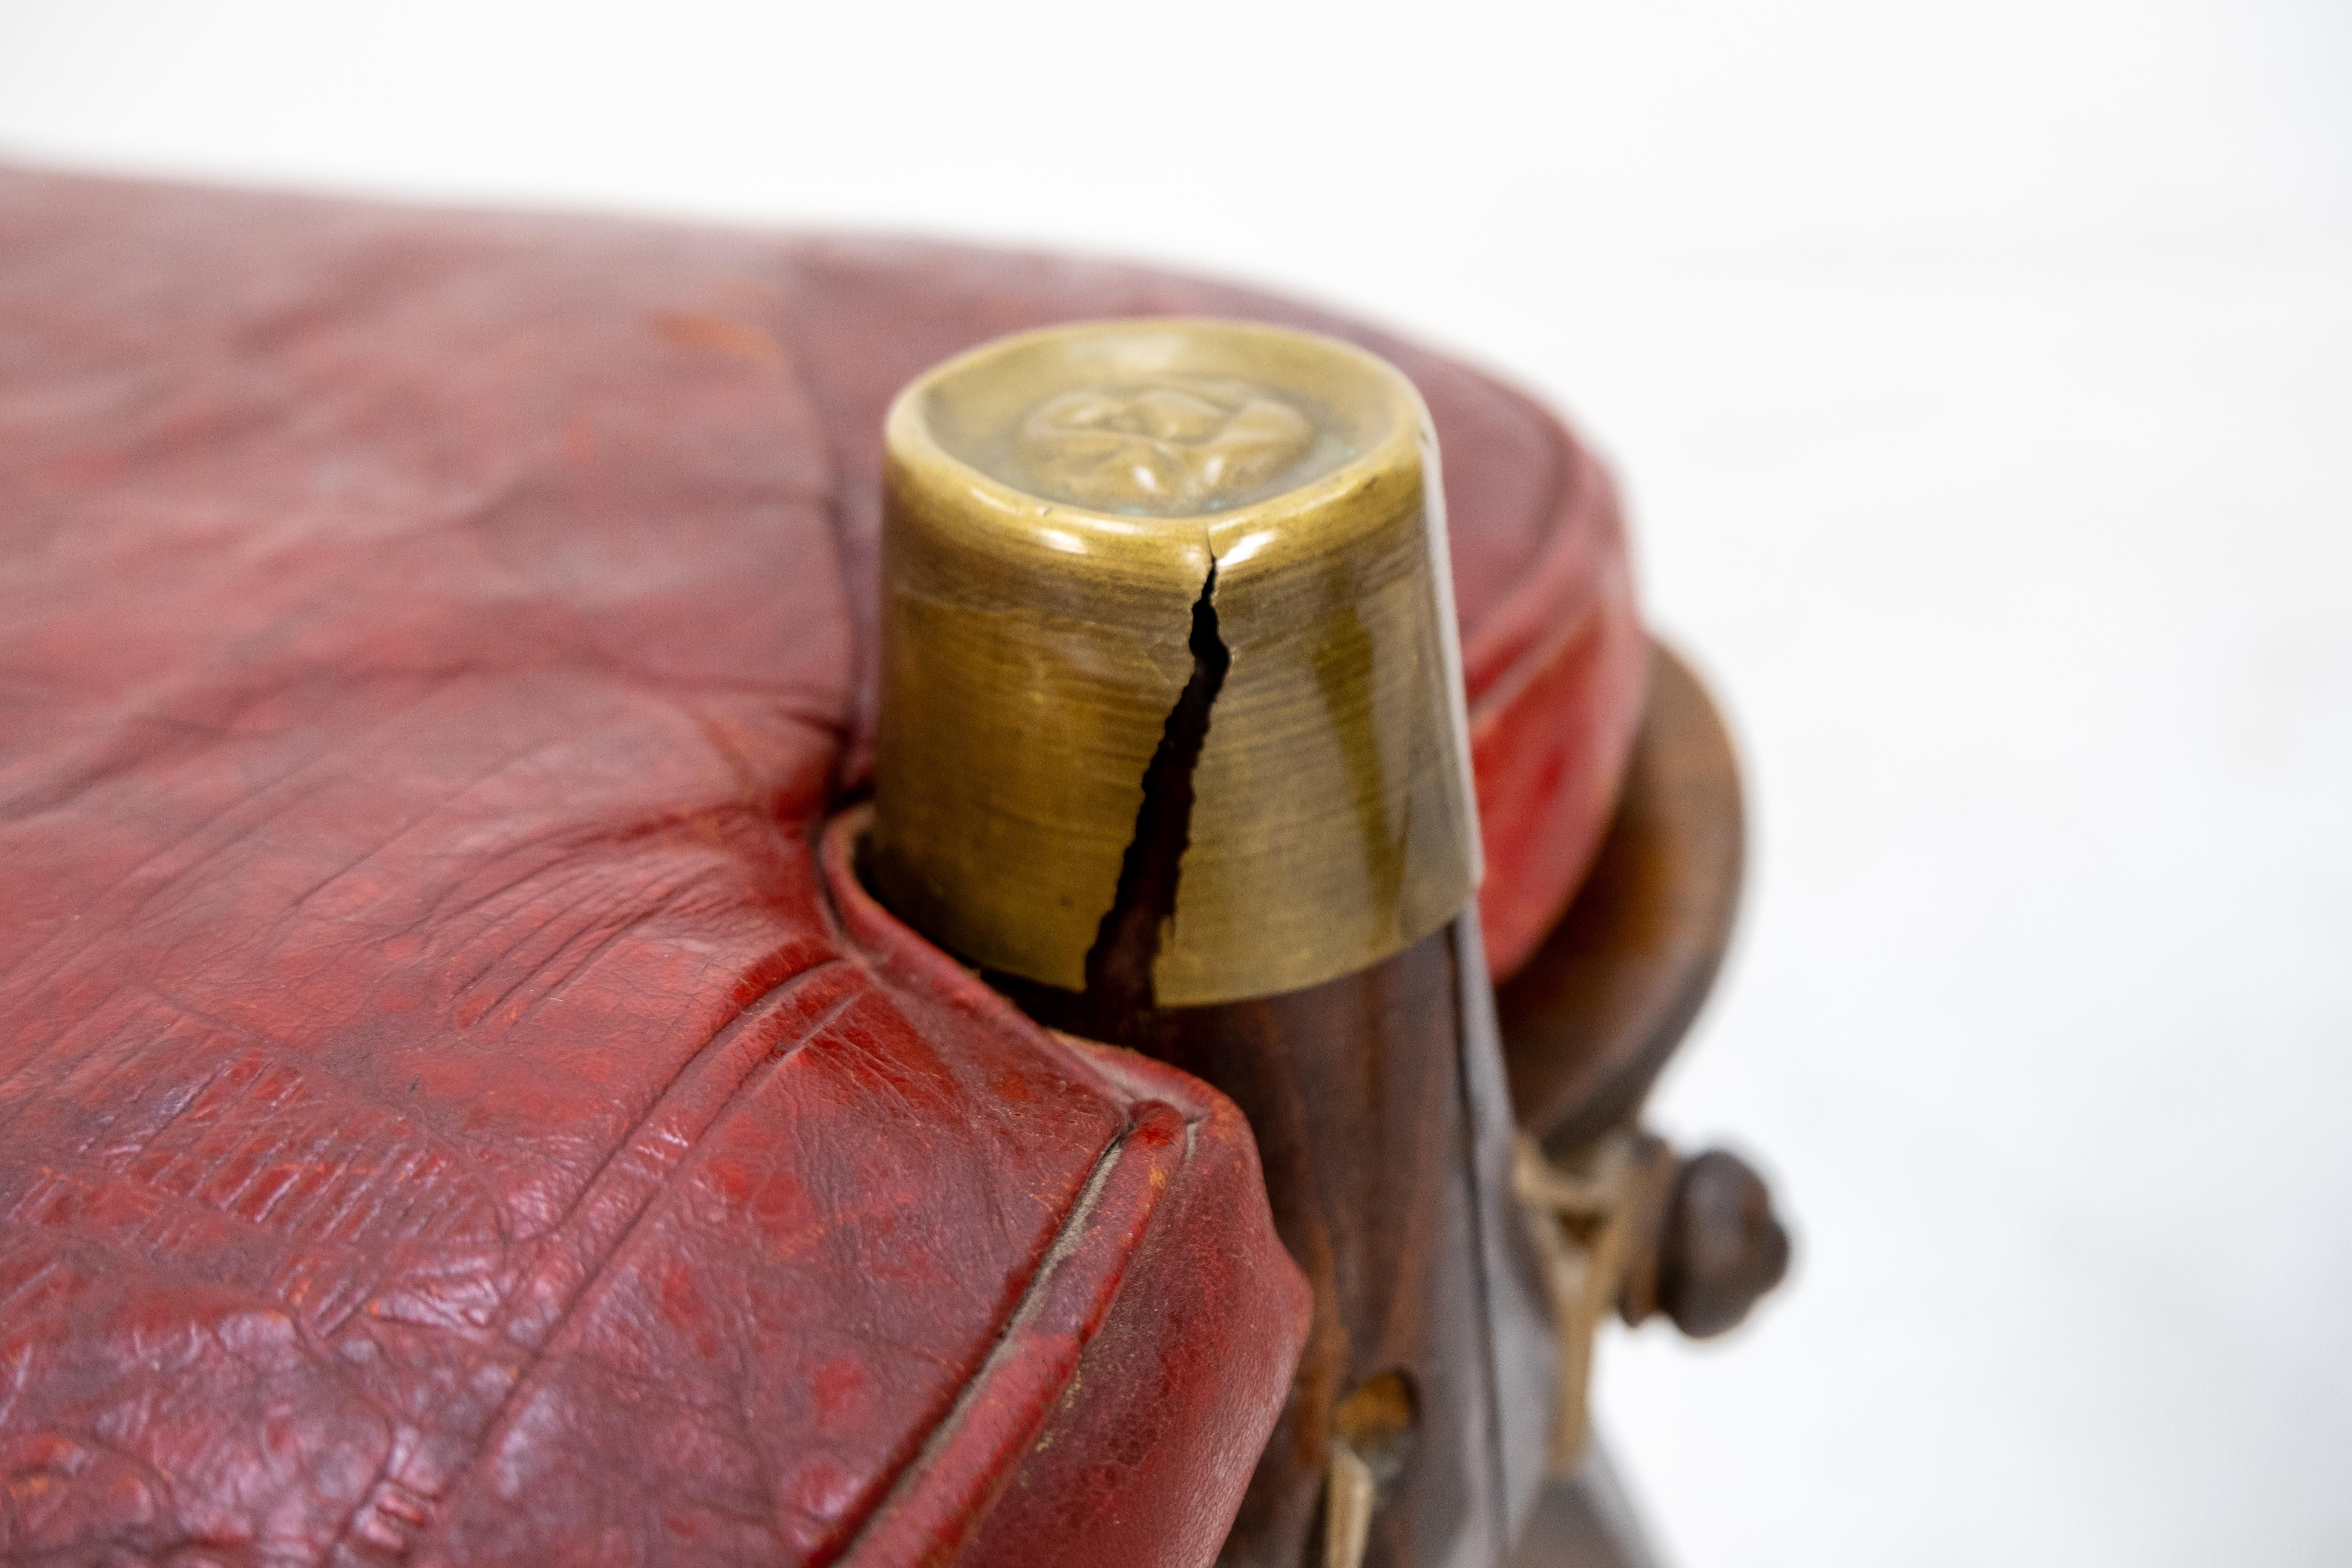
[870,318,1481,1006]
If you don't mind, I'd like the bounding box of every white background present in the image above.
[3,3,2347,1562]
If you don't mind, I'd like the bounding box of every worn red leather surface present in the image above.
[0,167,1642,1566]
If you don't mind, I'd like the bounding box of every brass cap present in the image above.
[869,318,1481,1008]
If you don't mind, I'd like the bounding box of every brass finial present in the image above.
[868,318,1481,1009]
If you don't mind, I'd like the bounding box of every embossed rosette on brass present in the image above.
[869,321,1555,1568]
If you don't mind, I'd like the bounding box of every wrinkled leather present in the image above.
[0,168,1643,1567]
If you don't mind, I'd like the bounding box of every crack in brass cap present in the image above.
[869,318,1482,1007]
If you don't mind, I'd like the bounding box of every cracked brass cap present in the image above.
[868,318,1482,1009]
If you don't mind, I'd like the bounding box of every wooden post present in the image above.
[867,320,1556,1568]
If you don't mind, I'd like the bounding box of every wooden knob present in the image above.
[869,318,1482,1011]
[1619,1144,1790,1339]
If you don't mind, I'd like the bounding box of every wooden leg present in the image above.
[1506,1439,1665,1568]
[1006,920,1552,1568]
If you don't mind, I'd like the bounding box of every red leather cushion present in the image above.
[0,168,1642,1566]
